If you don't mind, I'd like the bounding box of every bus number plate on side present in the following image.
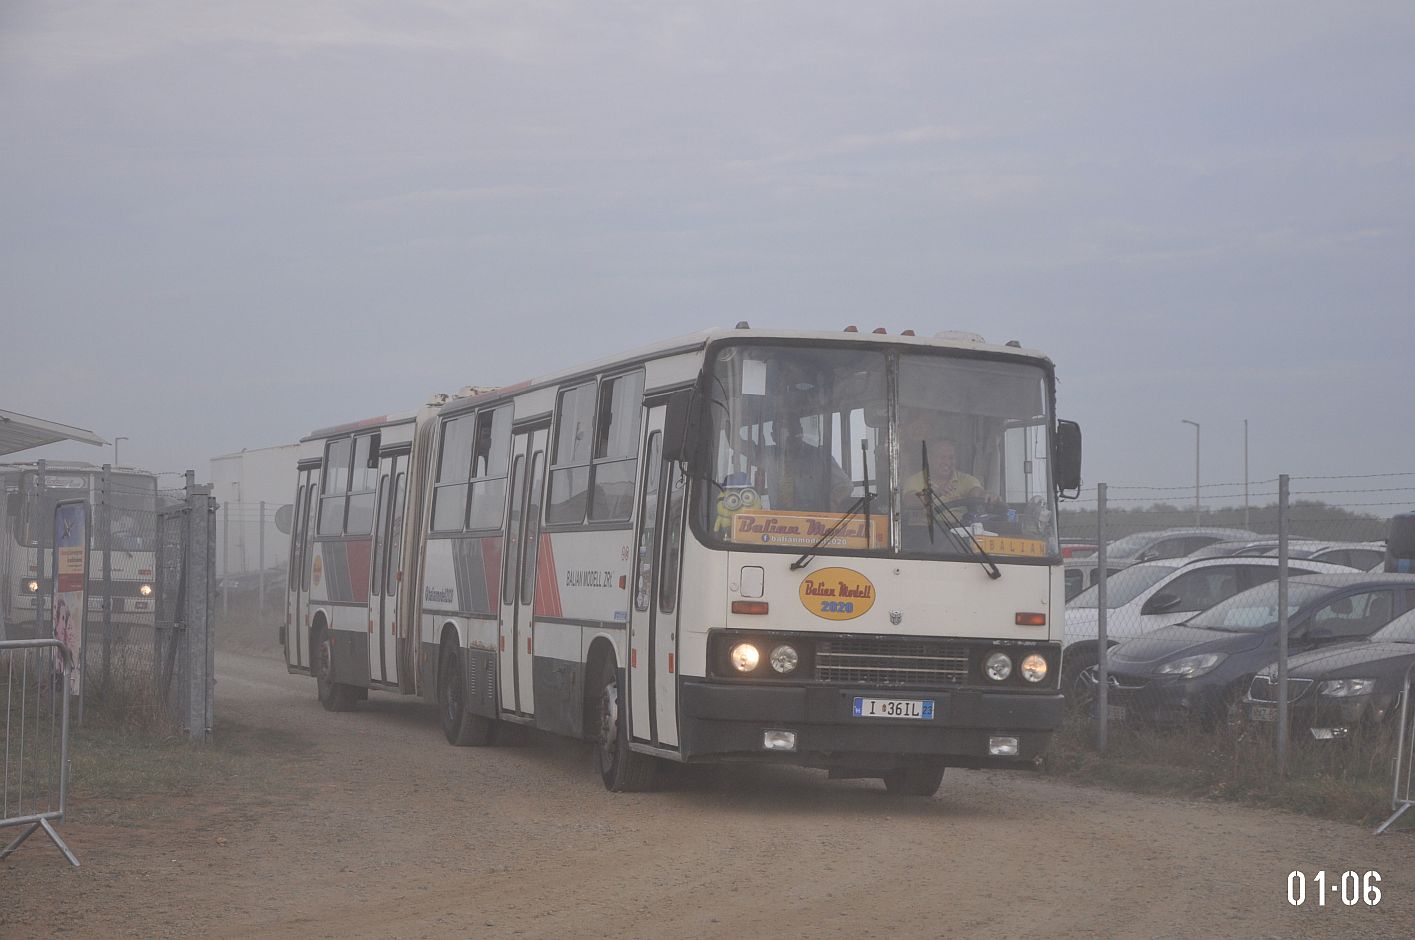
[852,697,934,720]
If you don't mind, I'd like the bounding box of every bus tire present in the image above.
[882,765,944,796]
[315,628,357,712]
[593,658,658,793]
[440,645,496,747]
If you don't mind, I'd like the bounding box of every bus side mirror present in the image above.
[1055,419,1082,498]
[366,432,381,469]
[662,389,698,463]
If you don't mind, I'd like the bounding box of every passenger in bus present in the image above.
[765,417,853,513]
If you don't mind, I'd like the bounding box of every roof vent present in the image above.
[735,320,751,329]
[872,327,887,334]
[1005,340,1022,348]
[901,329,916,336]
[844,325,859,332]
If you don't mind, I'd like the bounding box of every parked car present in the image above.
[1062,556,1358,699]
[1094,573,1415,729]
[1244,607,1415,741]
[1064,527,1261,597]
[1249,540,1387,572]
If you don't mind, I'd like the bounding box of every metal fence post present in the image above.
[185,485,215,740]
[258,500,266,620]
[1277,473,1289,774]
[221,501,229,618]
[1096,483,1108,752]
[100,463,113,698]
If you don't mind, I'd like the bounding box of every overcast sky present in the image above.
[4,1,1413,510]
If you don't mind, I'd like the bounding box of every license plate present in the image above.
[1106,704,1126,722]
[852,697,934,720]
[1249,705,1276,722]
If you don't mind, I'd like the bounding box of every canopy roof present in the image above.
[0,409,107,457]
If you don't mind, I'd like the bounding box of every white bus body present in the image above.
[284,328,1079,793]
[1,462,160,640]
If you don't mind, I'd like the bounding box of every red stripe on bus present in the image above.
[482,537,502,612]
[535,534,562,618]
[346,539,372,604]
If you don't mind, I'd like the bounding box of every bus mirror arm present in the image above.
[661,388,698,464]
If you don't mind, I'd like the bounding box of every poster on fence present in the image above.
[52,499,88,695]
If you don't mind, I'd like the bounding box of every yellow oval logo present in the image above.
[312,553,323,588]
[799,567,875,620]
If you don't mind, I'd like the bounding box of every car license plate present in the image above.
[1250,705,1277,722]
[1106,704,1126,722]
[853,697,934,720]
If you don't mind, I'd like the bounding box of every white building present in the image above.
[211,443,298,576]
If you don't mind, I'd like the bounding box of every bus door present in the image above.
[368,453,407,685]
[289,470,318,669]
[628,402,686,748]
[500,424,549,716]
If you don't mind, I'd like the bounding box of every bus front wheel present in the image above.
[593,659,658,793]
[440,646,497,746]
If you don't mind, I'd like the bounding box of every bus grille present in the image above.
[814,639,970,687]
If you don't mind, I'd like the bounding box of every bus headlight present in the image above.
[139,583,153,597]
[1021,654,1048,683]
[26,579,40,594]
[730,643,761,673]
[770,645,799,674]
[984,652,1012,681]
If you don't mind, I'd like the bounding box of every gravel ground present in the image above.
[2,649,1411,938]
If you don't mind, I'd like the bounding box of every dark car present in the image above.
[1094,573,1415,729]
[1243,607,1415,741]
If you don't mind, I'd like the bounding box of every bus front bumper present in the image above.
[678,680,1062,770]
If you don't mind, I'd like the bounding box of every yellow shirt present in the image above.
[904,469,984,504]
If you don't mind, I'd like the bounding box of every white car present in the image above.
[1061,555,1359,696]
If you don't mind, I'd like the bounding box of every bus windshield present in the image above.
[698,342,1058,560]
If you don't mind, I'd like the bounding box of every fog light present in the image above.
[989,736,1019,757]
[1020,654,1048,683]
[984,652,1012,681]
[139,583,153,597]
[730,643,760,673]
[763,730,797,752]
[770,645,799,674]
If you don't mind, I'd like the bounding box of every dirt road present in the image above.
[3,650,1411,938]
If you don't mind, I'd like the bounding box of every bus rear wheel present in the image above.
[315,629,357,712]
[882,765,944,797]
[440,647,496,746]
[593,659,658,792]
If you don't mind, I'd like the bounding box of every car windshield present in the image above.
[1186,582,1330,632]
[698,342,1058,560]
[1103,532,1164,558]
[1068,563,1172,610]
[1370,610,1415,644]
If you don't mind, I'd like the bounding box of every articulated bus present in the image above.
[283,327,1082,794]
[0,461,160,640]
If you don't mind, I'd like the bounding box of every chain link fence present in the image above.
[1058,472,1415,825]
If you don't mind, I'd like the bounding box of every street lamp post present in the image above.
[1181,420,1200,525]
[1243,419,1249,529]
[113,436,129,466]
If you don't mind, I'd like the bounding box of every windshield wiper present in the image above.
[918,441,1001,580]
[792,439,875,571]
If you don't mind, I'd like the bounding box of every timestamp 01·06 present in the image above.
[1287,870,1381,907]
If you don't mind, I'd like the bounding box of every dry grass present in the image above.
[1044,713,1406,826]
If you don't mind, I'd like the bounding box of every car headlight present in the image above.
[138,583,153,597]
[1318,678,1376,698]
[25,579,40,594]
[730,642,761,673]
[1155,653,1227,678]
[984,651,1012,681]
[1020,653,1048,683]
[769,645,798,675]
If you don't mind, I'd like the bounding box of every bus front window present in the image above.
[700,343,1059,561]
[702,345,891,551]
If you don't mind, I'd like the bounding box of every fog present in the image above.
[4,2,1413,502]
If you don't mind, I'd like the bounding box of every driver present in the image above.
[897,411,989,508]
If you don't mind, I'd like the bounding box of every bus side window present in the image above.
[547,382,596,525]
[635,434,663,612]
[302,485,318,590]
[318,439,352,536]
[589,371,644,522]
